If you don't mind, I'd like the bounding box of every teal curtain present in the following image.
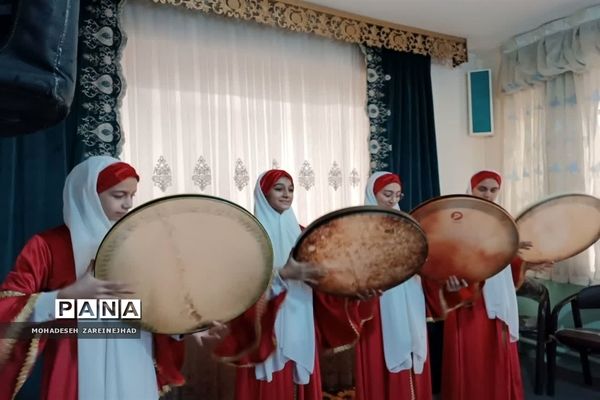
[364,46,443,393]
[0,119,82,400]
[0,1,125,397]
[363,46,440,209]
[0,116,84,277]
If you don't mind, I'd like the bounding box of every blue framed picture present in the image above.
[467,69,494,136]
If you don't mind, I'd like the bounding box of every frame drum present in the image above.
[294,206,428,296]
[410,195,519,283]
[516,193,600,263]
[95,195,273,334]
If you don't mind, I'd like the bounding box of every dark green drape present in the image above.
[364,46,443,393]
[0,1,125,397]
[0,114,84,278]
[0,116,84,400]
[363,46,440,209]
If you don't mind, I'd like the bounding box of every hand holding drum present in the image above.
[279,253,326,285]
[511,193,600,285]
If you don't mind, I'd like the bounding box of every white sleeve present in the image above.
[268,269,288,299]
[29,291,59,323]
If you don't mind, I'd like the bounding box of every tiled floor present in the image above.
[322,347,600,400]
[520,347,599,399]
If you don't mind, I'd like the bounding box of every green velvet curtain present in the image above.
[363,46,440,209]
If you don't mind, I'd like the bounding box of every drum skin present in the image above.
[294,206,428,296]
[95,194,273,334]
[410,195,519,284]
[516,193,600,263]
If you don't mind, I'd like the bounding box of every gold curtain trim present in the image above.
[214,292,270,367]
[153,360,185,397]
[439,286,476,318]
[321,298,374,356]
[0,290,26,298]
[346,298,374,339]
[324,390,355,400]
[0,293,40,366]
[12,336,41,400]
[158,383,173,397]
[150,0,468,66]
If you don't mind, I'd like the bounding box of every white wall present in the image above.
[430,50,503,195]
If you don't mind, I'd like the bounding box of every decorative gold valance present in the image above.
[151,0,468,66]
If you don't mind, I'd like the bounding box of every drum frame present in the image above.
[410,194,520,283]
[410,194,517,222]
[95,194,274,334]
[515,193,600,263]
[293,205,428,295]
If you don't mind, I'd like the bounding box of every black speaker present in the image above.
[0,0,80,136]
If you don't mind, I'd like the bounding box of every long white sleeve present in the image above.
[29,290,59,323]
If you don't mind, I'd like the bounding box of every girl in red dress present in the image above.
[354,171,433,400]
[423,170,533,400]
[216,169,372,400]
[0,156,188,400]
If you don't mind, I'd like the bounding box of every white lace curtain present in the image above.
[119,0,370,226]
[499,5,600,285]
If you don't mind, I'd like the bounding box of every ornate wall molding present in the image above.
[151,0,468,66]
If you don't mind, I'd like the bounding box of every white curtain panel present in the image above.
[119,0,370,226]
[500,69,600,285]
[498,5,600,285]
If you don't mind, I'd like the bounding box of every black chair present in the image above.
[547,284,600,395]
[516,277,551,395]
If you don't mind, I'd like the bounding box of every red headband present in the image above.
[373,173,402,195]
[470,170,502,190]
[260,169,293,195]
[97,162,139,193]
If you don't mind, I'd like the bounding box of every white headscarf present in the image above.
[366,172,428,374]
[252,171,316,384]
[64,156,157,400]
[63,156,116,278]
[467,170,519,342]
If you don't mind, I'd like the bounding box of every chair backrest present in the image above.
[517,277,549,303]
[576,285,600,310]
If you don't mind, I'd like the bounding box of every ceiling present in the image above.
[306,0,599,50]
